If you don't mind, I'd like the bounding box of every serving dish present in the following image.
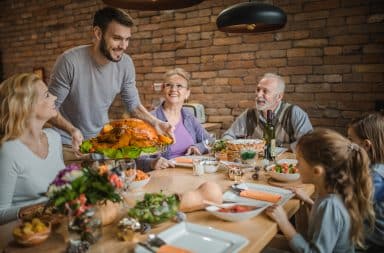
[206,203,268,222]
[13,219,51,246]
[135,222,248,253]
[267,159,300,182]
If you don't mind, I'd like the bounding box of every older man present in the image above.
[222,73,312,151]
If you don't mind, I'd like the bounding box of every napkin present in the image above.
[157,245,193,253]
[174,157,193,164]
[239,189,281,203]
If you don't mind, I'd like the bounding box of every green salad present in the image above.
[79,140,158,159]
[128,193,179,224]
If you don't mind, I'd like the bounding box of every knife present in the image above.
[231,184,281,203]
[138,242,156,253]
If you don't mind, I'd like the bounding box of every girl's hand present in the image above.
[185,146,201,155]
[153,157,175,170]
[286,187,314,206]
[265,204,298,240]
[265,204,289,226]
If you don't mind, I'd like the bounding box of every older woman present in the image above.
[0,73,65,224]
[137,68,211,171]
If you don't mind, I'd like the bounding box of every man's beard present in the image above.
[99,36,121,63]
[255,97,278,111]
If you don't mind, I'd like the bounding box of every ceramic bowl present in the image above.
[205,203,268,222]
[128,175,151,190]
[13,220,51,246]
[269,171,300,182]
[201,160,219,173]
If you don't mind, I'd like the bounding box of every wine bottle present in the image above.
[263,110,276,161]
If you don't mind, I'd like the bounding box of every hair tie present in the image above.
[348,143,359,152]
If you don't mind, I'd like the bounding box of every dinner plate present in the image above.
[172,155,215,168]
[134,222,249,253]
[223,183,294,206]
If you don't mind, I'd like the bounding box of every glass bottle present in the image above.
[263,110,276,161]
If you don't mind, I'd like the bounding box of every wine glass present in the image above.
[203,132,216,156]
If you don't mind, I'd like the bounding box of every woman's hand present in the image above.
[185,146,201,155]
[152,157,175,170]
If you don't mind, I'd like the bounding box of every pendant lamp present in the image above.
[102,0,205,10]
[216,2,287,33]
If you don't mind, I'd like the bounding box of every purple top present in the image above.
[136,103,210,171]
[168,118,195,159]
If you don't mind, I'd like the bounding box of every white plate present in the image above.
[134,222,248,253]
[223,183,294,206]
[206,202,269,222]
[172,156,215,168]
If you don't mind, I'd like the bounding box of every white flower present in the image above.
[62,170,84,182]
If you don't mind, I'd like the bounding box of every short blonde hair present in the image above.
[0,73,41,145]
[163,68,190,86]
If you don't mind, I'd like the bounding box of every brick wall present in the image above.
[0,0,383,134]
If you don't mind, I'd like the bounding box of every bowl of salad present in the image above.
[128,192,179,225]
[268,160,300,182]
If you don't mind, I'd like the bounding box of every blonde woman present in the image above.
[137,68,211,171]
[0,73,65,224]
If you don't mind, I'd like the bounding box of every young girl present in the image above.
[266,128,375,252]
[348,112,384,251]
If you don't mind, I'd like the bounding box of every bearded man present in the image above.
[222,73,313,151]
[48,7,173,162]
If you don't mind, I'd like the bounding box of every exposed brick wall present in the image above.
[0,0,383,134]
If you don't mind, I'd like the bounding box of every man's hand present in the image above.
[70,128,84,156]
[155,120,175,142]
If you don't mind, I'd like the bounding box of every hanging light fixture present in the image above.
[102,0,205,10]
[216,1,287,33]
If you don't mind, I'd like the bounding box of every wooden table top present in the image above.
[1,155,314,253]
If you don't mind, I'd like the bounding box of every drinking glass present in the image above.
[203,132,216,155]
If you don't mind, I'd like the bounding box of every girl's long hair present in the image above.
[297,128,375,248]
[0,73,40,145]
[349,112,384,164]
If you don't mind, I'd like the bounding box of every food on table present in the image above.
[272,163,299,174]
[157,245,193,253]
[134,170,150,181]
[179,182,223,212]
[226,139,264,162]
[218,205,257,213]
[128,193,179,225]
[80,118,173,159]
[13,218,51,246]
[18,203,62,225]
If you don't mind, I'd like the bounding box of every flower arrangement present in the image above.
[47,163,123,217]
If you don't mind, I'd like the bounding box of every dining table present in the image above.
[0,153,314,253]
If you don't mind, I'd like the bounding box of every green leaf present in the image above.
[141,146,157,154]
[80,140,92,153]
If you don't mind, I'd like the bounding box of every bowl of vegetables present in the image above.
[127,170,151,190]
[268,160,300,182]
[128,193,179,225]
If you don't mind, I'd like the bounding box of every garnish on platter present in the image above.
[79,118,173,159]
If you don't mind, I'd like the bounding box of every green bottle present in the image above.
[264,110,276,161]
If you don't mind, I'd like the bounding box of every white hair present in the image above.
[261,73,285,94]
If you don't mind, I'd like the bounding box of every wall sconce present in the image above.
[102,0,205,10]
[216,1,287,33]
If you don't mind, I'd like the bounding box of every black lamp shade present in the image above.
[216,2,287,33]
[102,0,204,10]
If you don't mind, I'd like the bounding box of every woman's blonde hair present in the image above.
[163,68,190,87]
[0,73,41,145]
[297,128,375,248]
[349,112,384,164]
